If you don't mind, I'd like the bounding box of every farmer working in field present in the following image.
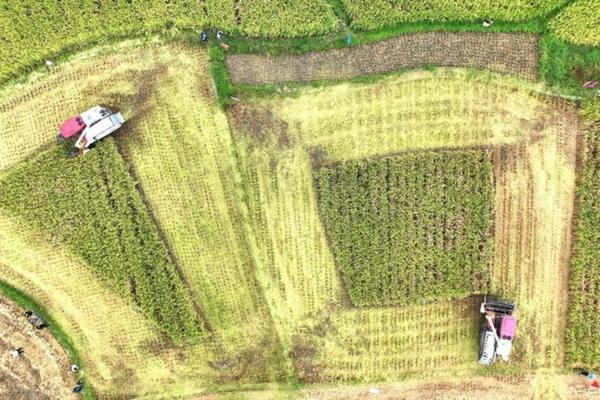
[24,310,48,330]
[9,347,24,358]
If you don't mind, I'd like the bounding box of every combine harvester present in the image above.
[56,106,125,156]
[478,296,517,366]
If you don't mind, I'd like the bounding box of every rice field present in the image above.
[0,38,586,399]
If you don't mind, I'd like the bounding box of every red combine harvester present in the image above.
[56,106,125,156]
[478,296,516,366]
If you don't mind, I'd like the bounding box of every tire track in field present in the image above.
[491,101,578,369]
[226,32,539,84]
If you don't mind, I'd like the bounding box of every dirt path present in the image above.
[192,373,599,399]
[226,32,539,85]
[0,297,77,400]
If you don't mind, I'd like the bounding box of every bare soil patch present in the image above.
[0,297,77,400]
[227,32,539,84]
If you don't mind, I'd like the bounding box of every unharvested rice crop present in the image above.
[314,151,494,307]
[292,298,482,382]
[236,0,338,37]
[341,0,568,30]
[550,0,600,46]
[0,141,201,343]
[0,0,339,84]
[566,101,600,367]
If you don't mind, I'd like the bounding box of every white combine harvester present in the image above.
[478,296,517,366]
[56,106,125,156]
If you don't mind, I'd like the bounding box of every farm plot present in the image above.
[0,41,287,397]
[491,99,578,368]
[231,135,345,352]
[314,151,494,307]
[0,39,172,171]
[265,69,547,162]
[232,69,578,380]
[227,33,539,84]
[341,0,568,30]
[116,44,287,379]
[291,298,482,382]
[0,141,201,343]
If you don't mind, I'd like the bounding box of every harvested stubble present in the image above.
[241,69,578,379]
[341,0,568,30]
[227,32,539,85]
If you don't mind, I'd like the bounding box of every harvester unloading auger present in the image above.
[478,296,517,366]
[56,106,125,156]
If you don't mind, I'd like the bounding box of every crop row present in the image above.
[549,0,600,46]
[0,141,201,343]
[567,101,600,366]
[341,0,568,30]
[314,150,494,307]
[0,0,337,84]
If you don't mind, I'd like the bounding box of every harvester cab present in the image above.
[478,296,516,365]
[56,106,125,156]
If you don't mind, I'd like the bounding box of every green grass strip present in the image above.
[209,40,234,108]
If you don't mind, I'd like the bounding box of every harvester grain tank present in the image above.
[478,296,517,365]
[56,106,125,156]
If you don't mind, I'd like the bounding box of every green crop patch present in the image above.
[341,0,567,30]
[315,150,494,307]
[550,0,600,47]
[0,140,201,344]
[567,102,600,367]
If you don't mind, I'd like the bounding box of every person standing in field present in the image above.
[24,310,48,329]
[73,381,84,393]
[44,60,54,71]
[9,347,24,358]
